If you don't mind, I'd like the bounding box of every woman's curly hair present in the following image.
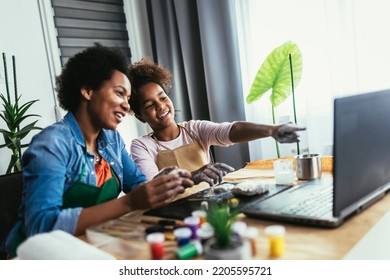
[56,43,129,112]
[127,58,172,115]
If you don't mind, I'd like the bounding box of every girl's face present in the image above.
[135,82,175,131]
[86,70,131,130]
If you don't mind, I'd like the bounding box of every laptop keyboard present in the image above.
[280,185,333,218]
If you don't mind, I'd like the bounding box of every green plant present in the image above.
[246,41,302,157]
[206,201,239,247]
[0,53,41,173]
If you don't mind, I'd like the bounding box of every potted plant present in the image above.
[203,200,251,259]
[0,53,41,173]
[246,41,303,157]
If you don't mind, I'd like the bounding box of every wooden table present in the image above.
[81,169,390,260]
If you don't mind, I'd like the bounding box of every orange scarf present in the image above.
[95,159,112,187]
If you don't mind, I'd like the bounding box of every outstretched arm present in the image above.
[229,121,305,143]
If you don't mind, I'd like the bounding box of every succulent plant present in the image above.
[206,200,239,247]
[0,53,41,173]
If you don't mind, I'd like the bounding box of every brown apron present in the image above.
[154,125,208,173]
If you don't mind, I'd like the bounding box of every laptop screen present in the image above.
[333,89,390,216]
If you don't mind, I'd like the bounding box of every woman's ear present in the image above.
[135,113,145,123]
[80,88,93,101]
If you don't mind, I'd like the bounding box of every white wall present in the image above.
[0,0,57,174]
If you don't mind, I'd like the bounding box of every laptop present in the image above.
[241,89,390,227]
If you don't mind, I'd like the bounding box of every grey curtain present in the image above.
[145,0,249,169]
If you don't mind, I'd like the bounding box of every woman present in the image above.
[3,45,192,257]
[128,58,305,185]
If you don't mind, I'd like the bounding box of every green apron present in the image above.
[10,157,120,257]
[62,163,120,208]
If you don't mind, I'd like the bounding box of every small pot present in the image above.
[203,238,251,260]
[296,154,322,180]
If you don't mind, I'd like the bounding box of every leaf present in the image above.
[6,154,19,174]
[15,120,41,140]
[0,111,13,130]
[0,94,16,116]
[1,105,17,129]
[0,94,13,111]
[10,137,21,151]
[246,41,302,107]
[1,132,14,150]
[0,113,9,124]
[0,96,18,131]
[14,159,22,172]
[0,128,13,138]
[206,202,238,247]
[16,99,40,119]
[13,114,41,129]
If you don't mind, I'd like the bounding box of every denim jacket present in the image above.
[4,112,146,251]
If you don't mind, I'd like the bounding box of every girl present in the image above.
[128,58,304,185]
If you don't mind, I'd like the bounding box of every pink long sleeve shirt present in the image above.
[130,120,235,180]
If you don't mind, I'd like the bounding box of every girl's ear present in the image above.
[135,113,145,123]
[80,88,93,100]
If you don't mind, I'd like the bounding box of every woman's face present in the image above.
[135,82,175,131]
[87,70,131,130]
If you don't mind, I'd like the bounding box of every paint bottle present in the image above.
[232,221,247,239]
[173,227,192,247]
[146,232,165,260]
[176,241,203,260]
[264,225,286,257]
[184,216,200,240]
[242,226,259,257]
[196,222,214,245]
[192,210,207,226]
[200,201,208,211]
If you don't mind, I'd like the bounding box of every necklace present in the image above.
[95,154,102,163]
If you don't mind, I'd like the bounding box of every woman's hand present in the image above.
[153,166,193,188]
[192,162,235,186]
[126,173,193,210]
[272,123,306,143]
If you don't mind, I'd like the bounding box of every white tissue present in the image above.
[213,183,235,194]
[231,181,270,196]
[16,230,115,260]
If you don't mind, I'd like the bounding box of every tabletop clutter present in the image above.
[141,155,333,260]
[84,154,390,260]
[144,198,286,260]
[86,157,331,260]
[140,155,329,260]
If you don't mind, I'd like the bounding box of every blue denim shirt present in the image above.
[4,112,146,251]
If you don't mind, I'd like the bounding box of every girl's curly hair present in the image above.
[127,58,172,115]
[56,43,129,112]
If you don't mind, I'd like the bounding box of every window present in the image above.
[51,0,131,65]
[235,0,390,160]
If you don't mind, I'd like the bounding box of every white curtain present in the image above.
[121,0,155,152]
[235,0,390,160]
